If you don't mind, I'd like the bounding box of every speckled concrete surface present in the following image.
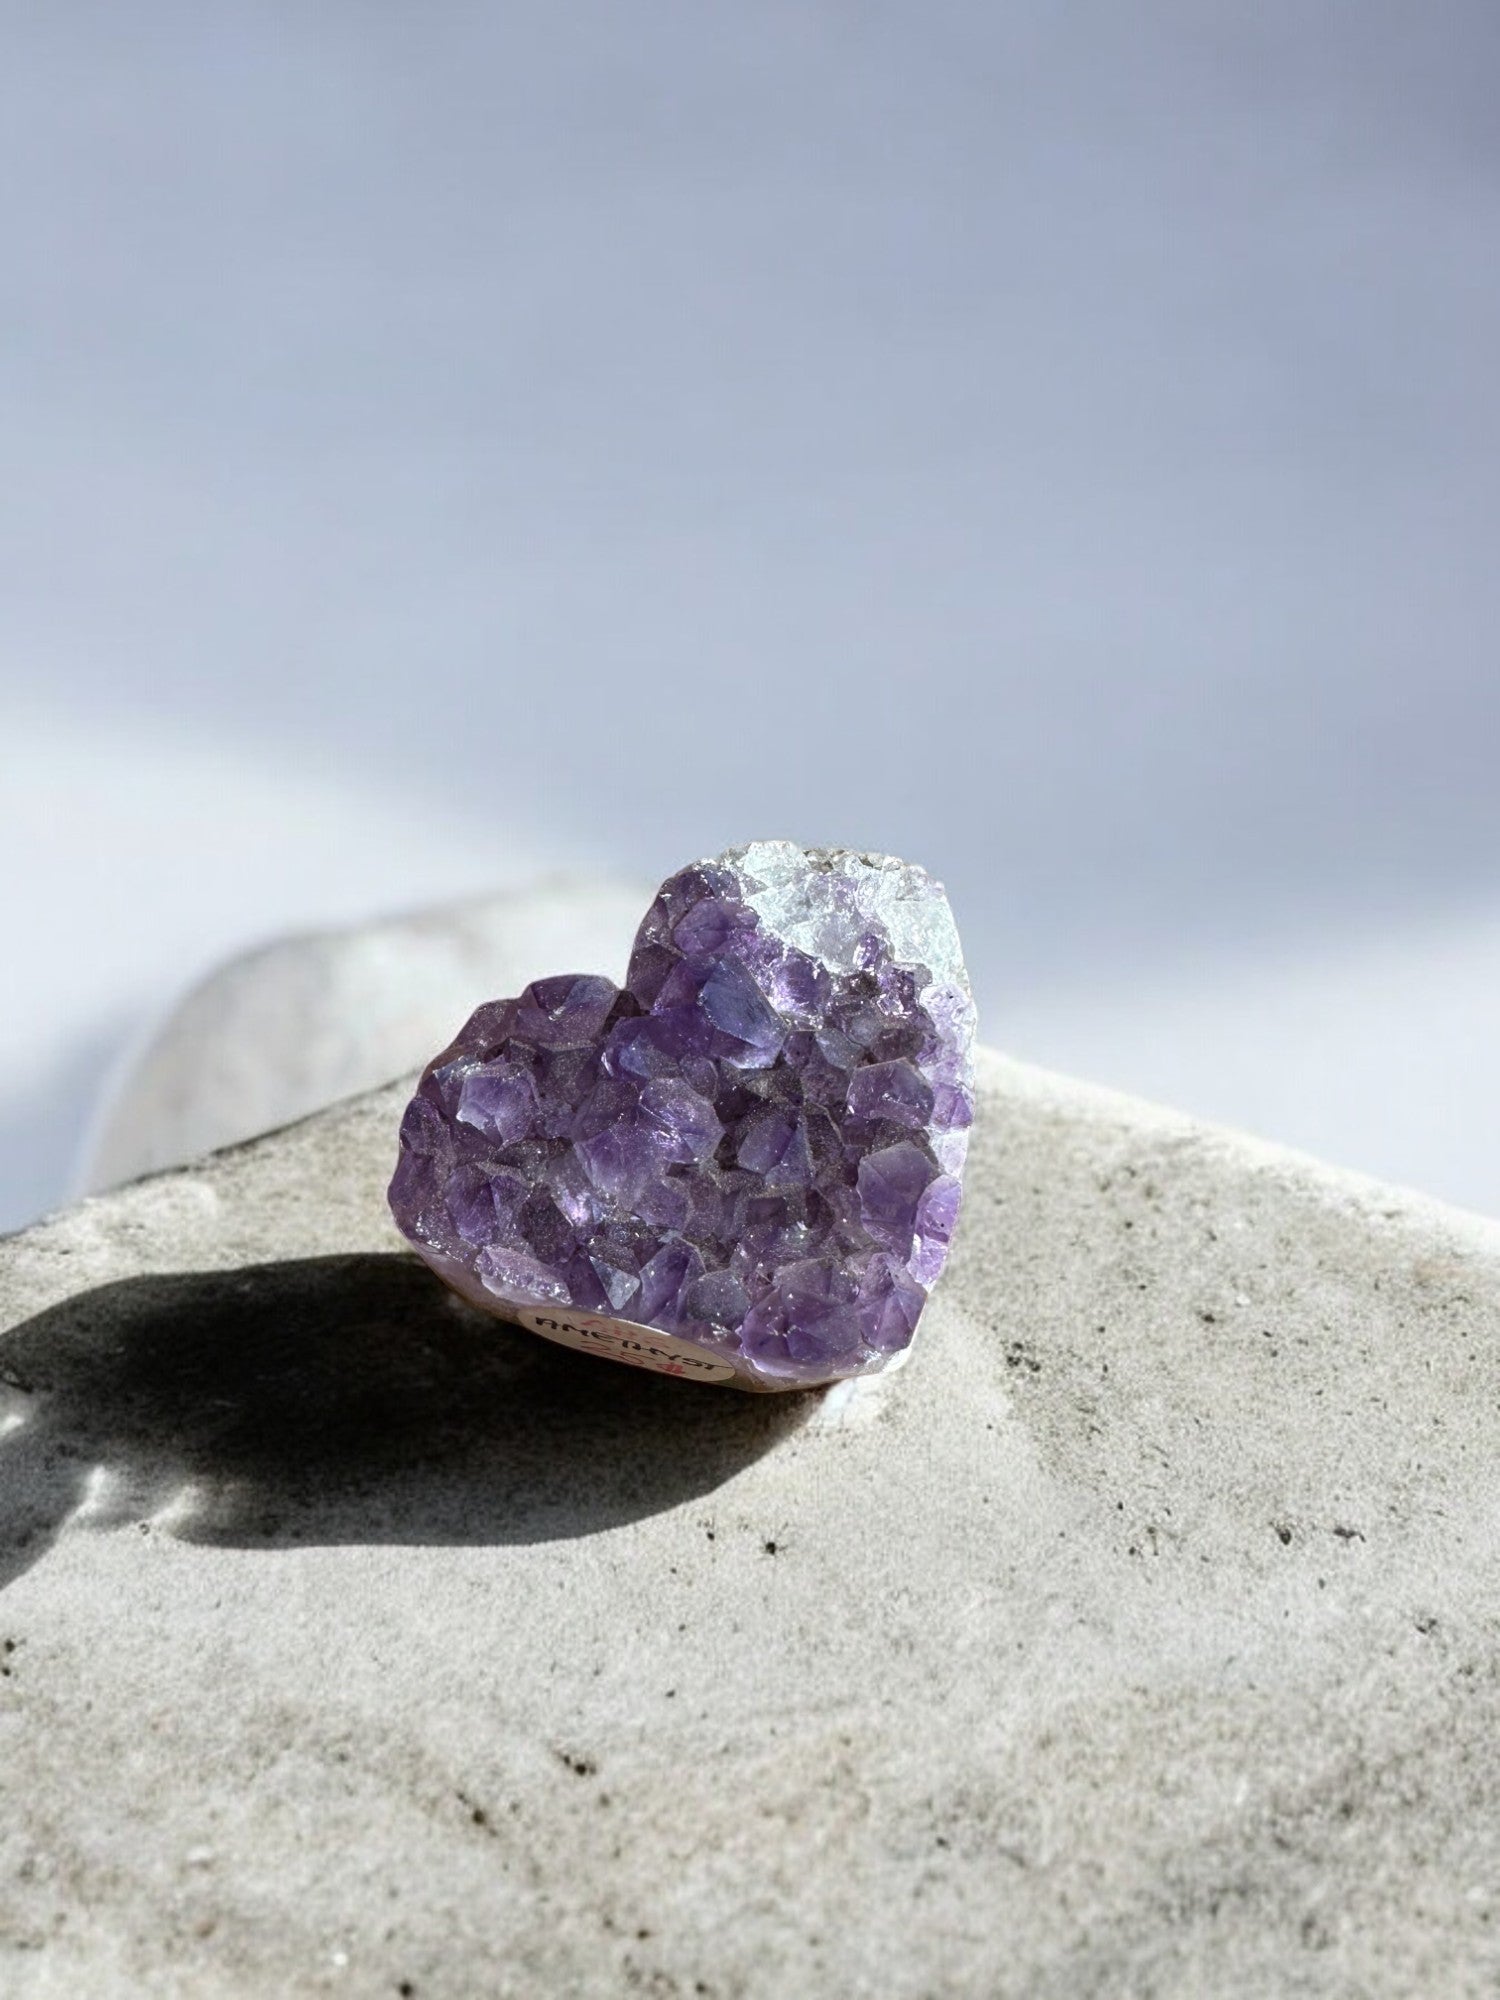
[4,1049,1499,1996]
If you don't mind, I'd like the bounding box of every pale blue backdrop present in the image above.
[2,3,1497,1226]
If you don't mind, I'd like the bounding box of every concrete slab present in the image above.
[5,1043,1500,1995]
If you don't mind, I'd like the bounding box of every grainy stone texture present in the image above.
[4,1053,1500,1996]
[78,879,648,1194]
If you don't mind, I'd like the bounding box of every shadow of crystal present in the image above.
[0,1253,811,1590]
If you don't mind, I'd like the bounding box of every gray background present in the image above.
[2,2,1497,1227]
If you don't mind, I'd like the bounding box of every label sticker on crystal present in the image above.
[510,1306,741,1384]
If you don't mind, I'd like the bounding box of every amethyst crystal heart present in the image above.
[389,843,976,1390]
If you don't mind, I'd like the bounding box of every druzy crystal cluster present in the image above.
[389,843,976,1387]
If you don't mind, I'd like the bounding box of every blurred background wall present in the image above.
[2,1,1497,1229]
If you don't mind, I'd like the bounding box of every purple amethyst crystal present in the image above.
[389,843,976,1389]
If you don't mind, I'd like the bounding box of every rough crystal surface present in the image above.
[389,843,976,1387]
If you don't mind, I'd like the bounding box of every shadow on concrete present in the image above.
[0,1253,807,1589]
